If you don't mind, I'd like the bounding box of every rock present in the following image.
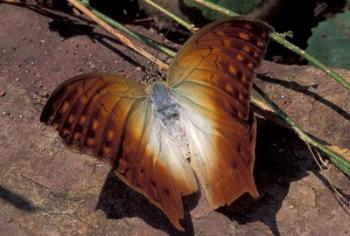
[255,61,350,150]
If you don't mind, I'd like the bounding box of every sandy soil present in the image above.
[0,3,349,236]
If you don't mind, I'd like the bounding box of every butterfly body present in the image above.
[40,17,273,230]
[148,79,192,163]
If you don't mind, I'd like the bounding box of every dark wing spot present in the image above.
[236,144,242,153]
[163,188,170,197]
[87,129,94,139]
[231,160,237,169]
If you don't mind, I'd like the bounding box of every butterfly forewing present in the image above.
[40,74,197,229]
[166,17,273,208]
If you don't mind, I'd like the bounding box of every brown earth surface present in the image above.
[0,3,349,236]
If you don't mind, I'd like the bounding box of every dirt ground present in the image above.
[0,3,349,236]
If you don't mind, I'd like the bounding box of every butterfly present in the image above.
[40,17,273,230]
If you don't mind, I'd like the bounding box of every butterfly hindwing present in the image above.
[166,17,273,208]
[40,74,197,229]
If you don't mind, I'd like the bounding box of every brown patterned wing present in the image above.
[166,17,273,208]
[40,74,197,229]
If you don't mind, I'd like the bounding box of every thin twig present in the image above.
[315,148,330,167]
[307,142,325,169]
[306,142,350,208]
[79,1,176,57]
[68,0,169,70]
[144,0,197,32]
[193,0,239,17]
[192,0,350,92]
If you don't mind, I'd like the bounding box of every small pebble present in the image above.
[0,91,6,97]
[88,62,96,69]
[41,91,49,98]
[2,111,9,116]
[19,114,23,118]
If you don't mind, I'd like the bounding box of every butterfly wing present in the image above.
[166,17,273,208]
[40,74,197,229]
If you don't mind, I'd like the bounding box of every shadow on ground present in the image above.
[0,185,37,212]
[257,75,350,121]
[95,120,313,236]
[219,120,311,236]
[96,171,199,236]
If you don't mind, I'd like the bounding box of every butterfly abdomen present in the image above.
[149,82,179,123]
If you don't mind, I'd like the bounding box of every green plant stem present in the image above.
[192,0,350,92]
[269,34,350,91]
[143,0,196,33]
[192,0,239,16]
[79,0,176,57]
[253,86,350,176]
[144,0,197,32]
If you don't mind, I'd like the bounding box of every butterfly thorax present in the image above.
[143,71,163,84]
[148,81,190,158]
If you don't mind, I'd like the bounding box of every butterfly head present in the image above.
[143,71,164,84]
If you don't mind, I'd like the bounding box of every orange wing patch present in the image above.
[167,17,273,208]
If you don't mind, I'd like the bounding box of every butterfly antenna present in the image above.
[150,26,171,75]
